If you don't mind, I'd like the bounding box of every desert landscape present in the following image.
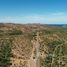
[0,0,67,67]
[0,23,67,67]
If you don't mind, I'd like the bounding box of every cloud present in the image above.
[51,12,67,16]
[0,12,67,24]
[44,12,67,22]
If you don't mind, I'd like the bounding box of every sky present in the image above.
[0,0,67,24]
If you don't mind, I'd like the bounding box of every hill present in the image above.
[0,23,67,67]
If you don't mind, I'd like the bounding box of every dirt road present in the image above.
[27,32,40,67]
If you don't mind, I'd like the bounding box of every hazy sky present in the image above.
[0,0,67,24]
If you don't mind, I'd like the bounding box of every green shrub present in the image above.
[0,39,12,67]
[8,30,23,35]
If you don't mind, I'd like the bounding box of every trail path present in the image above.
[27,32,40,67]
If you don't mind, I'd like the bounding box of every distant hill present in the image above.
[48,24,67,26]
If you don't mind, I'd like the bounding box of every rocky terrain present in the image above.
[0,23,67,67]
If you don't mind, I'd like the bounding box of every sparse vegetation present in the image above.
[7,29,23,35]
[0,39,12,67]
[0,23,67,67]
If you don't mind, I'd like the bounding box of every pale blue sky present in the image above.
[0,0,67,24]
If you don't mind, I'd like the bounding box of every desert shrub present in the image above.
[0,39,12,67]
[0,30,3,32]
[8,29,23,35]
[0,30,4,36]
